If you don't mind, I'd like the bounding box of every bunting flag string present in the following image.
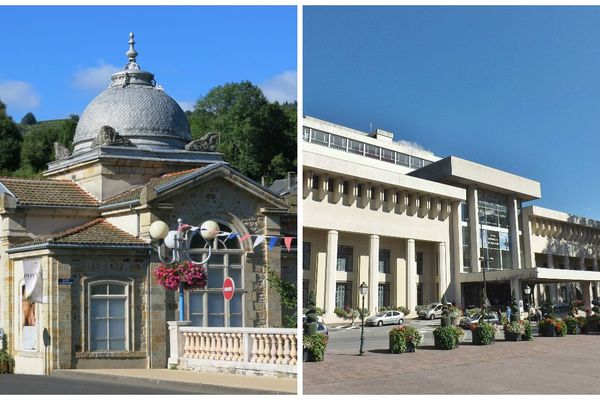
[185,225,297,252]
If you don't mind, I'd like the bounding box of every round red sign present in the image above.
[223,277,235,301]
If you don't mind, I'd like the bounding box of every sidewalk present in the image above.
[53,368,297,394]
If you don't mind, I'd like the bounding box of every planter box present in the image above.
[303,348,325,362]
[504,331,520,341]
[541,324,556,337]
[434,336,458,350]
[0,360,11,374]
[472,333,495,345]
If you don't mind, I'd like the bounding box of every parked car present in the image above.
[302,315,329,336]
[365,310,405,326]
[459,312,500,329]
[418,303,446,320]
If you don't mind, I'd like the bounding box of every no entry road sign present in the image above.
[223,277,235,301]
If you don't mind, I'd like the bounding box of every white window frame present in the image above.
[87,280,130,353]
[187,249,245,327]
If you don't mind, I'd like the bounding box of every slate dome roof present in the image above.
[72,33,191,154]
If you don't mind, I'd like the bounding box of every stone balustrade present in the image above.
[167,322,297,376]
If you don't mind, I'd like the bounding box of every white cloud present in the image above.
[259,70,297,103]
[0,80,40,112]
[177,100,195,112]
[72,62,120,91]
[396,139,431,154]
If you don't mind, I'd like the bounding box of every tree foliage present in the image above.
[20,112,37,125]
[188,81,296,183]
[0,100,22,172]
[267,267,297,328]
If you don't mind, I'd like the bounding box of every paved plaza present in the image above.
[304,322,600,394]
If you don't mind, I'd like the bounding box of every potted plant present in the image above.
[303,291,328,362]
[449,306,462,326]
[539,317,557,337]
[585,314,600,333]
[563,316,579,335]
[555,320,567,337]
[471,322,496,345]
[503,321,525,341]
[0,350,14,374]
[521,320,534,341]
[576,316,587,334]
[433,325,464,350]
[389,326,423,354]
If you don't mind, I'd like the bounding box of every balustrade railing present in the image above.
[168,322,297,375]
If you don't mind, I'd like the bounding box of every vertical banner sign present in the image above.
[23,258,43,303]
[499,231,510,251]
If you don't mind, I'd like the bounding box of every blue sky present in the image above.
[304,6,600,220]
[0,6,296,121]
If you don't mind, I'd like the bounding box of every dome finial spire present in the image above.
[125,32,140,70]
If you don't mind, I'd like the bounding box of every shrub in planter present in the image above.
[521,321,534,341]
[389,326,423,354]
[433,326,464,350]
[554,320,567,337]
[576,316,587,334]
[585,314,600,333]
[449,306,462,326]
[539,318,557,337]
[0,350,14,374]
[334,307,353,320]
[303,334,328,362]
[504,321,525,341]
[471,322,496,345]
[563,316,579,335]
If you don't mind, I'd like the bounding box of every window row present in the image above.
[303,127,433,169]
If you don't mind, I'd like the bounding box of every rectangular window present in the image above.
[337,245,354,272]
[303,242,311,270]
[378,284,390,308]
[348,140,364,155]
[410,157,425,169]
[327,177,334,193]
[311,129,329,145]
[381,148,395,163]
[335,282,352,309]
[379,249,390,273]
[461,202,469,223]
[365,144,380,159]
[462,226,471,272]
[303,127,310,141]
[330,134,347,150]
[311,175,319,190]
[342,181,349,195]
[396,153,409,167]
[89,282,128,352]
[416,252,424,275]
[417,283,424,306]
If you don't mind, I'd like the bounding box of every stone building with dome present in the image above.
[0,34,296,374]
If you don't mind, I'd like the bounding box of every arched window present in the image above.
[89,281,129,351]
[188,222,244,327]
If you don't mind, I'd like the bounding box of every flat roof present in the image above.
[409,156,541,201]
[524,205,600,229]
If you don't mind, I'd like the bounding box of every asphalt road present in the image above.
[0,373,276,394]
[327,318,506,353]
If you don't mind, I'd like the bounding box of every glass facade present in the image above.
[335,282,352,308]
[379,249,390,273]
[304,127,433,170]
[478,190,511,270]
[337,245,354,272]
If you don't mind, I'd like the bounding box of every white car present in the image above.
[365,310,405,326]
[418,303,446,320]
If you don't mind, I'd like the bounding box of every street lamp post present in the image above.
[149,218,220,321]
[358,282,368,356]
[524,284,532,313]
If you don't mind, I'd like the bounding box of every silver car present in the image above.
[365,310,405,327]
[418,303,445,320]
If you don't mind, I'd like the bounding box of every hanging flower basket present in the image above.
[154,261,207,290]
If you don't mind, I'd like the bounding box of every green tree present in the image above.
[188,81,296,183]
[20,112,37,125]
[58,114,79,150]
[0,100,22,171]
[20,124,60,172]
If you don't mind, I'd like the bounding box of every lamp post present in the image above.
[149,218,220,321]
[524,284,532,311]
[358,282,368,356]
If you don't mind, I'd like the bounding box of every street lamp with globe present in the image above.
[358,282,368,356]
[149,218,220,321]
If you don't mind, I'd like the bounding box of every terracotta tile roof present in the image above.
[0,177,99,207]
[10,218,148,250]
[102,168,201,206]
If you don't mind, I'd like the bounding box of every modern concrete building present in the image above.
[302,116,600,322]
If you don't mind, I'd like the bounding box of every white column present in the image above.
[547,253,554,269]
[368,234,380,314]
[451,201,463,307]
[406,239,417,316]
[438,242,449,300]
[325,230,339,319]
[468,187,481,273]
[508,195,521,269]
